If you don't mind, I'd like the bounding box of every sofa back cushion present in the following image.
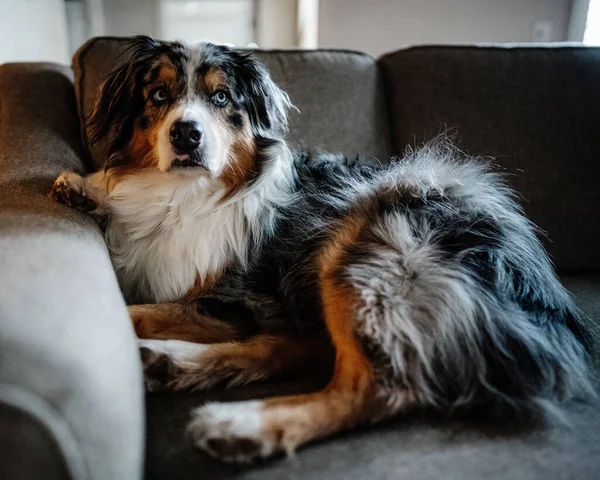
[73,37,392,168]
[380,46,600,273]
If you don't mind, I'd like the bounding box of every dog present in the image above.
[50,35,594,463]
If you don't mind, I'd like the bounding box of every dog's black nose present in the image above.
[170,121,202,151]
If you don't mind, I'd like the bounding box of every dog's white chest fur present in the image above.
[105,172,252,303]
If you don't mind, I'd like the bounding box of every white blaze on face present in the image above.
[155,44,234,178]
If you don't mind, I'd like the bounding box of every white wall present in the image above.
[0,0,69,63]
[319,0,573,56]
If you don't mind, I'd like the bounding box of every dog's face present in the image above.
[88,36,290,185]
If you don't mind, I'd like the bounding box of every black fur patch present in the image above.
[147,65,161,83]
[138,115,149,129]
[228,112,244,129]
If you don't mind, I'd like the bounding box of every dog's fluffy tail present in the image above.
[346,145,595,422]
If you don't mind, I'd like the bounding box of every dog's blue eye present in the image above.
[152,88,167,103]
[212,91,229,106]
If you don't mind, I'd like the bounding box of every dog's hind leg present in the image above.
[139,334,331,392]
[187,220,410,462]
[132,302,273,392]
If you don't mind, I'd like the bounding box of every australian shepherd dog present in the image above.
[51,36,593,462]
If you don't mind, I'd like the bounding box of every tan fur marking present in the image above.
[128,128,158,168]
[129,303,245,344]
[157,334,332,391]
[221,134,257,192]
[179,274,221,304]
[154,61,177,86]
[202,68,227,92]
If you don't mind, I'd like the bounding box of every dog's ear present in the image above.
[87,35,162,145]
[235,53,293,140]
[87,62,136,145]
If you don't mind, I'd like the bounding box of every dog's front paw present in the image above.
[188,401,276,463]
[50,172,98,213]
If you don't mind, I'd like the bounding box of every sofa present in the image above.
[1,37,599,480]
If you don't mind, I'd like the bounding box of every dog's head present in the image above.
[88,36,291,185]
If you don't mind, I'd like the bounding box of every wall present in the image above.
[298,0,319,48]
[583,0,599,44]
[318,0,573,56]
[0,0,69,63]
[101,0,297,48]
[102,0,160,37]
[160,0,254,45]
[568,0,590,40]
[256,0,297,48]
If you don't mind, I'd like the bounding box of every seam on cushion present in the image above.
[0,383,88,480]
[378,57,402,158]
[374,62,394,158]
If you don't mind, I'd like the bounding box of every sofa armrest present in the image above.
[0,63,143,480]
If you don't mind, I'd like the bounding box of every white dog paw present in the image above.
[188,401,275,463]
[50,171,107,217]
[50,172,95,211]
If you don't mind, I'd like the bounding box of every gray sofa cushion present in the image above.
[72,37,392,168]
[0,403,70,480]
[145,394,600,480]
[379,46,600,273]
[0,62,144,480]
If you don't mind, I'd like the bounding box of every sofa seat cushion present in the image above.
[144,274,600,479]
[145,386,600,480]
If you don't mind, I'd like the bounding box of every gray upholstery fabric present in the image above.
[379,46,600,273]
[145,396,600,480]
[0,403,70,480]
[0,63,144,480]
[72,37,392,167]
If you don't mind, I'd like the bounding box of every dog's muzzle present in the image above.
[170,120,203,153]
[169,120,207,170]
